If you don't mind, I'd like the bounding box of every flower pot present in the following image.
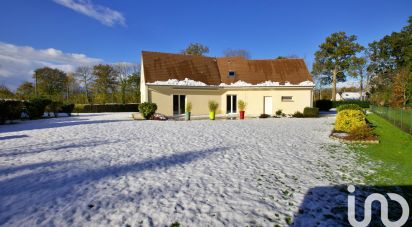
[185,112,191,121]
[239,111,245,120]
[209,111,215,120]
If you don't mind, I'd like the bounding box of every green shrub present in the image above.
[60,104,75,116]
[303,107,319,118]
[138,102,157,119]
[238,100,247,111]
[25,98,52,119]
[336,104,363,112]
[275,109,283,116]
[259,113,270,118]
[335,109,367,132]
[46,101,63,117]
[292,111,304,118]
[315,100,333,111]
[348,125,374,140]
[208,100,219,112]
[0,100,23,124]
[332,100,369,108]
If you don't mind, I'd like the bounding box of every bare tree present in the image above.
[223,49,251,59]
[75,66,94,104]
[113,63,140,104]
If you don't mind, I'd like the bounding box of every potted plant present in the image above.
[238,100,247,120]
[185,102,192,121]
[208,100,218,120]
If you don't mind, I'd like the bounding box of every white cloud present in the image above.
[0,42,102,89]
[53,0,126,27]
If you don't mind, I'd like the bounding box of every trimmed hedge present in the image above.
[303,107,319,118]
[336,104,363,112]
[315,100,333,111]
[61,104,75,116]
[74,103,139,113]
[335,109,367,132]
[332,100,369,108]
[25,98,52,119]
[0,100,24,123]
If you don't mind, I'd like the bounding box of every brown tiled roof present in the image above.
[142,51,312,85]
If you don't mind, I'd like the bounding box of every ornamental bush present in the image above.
[303,107,319,118]
[336,104,363,112]
[335,109,367,132]
[138,102,157,119]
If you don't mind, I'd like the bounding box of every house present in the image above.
[336,92,366,101]
[140,51,314,117]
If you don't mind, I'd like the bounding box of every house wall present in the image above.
[147,86,313,116]
[148,87,224,116]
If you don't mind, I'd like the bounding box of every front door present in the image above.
[226,95,237,114]
[264,96,272,115]
[173,95,186,115]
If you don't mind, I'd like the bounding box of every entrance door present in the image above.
[226,95,237,114]
[173,95,186,115]
[264,96,272,115]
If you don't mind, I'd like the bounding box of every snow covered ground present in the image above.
[0,113,366,226]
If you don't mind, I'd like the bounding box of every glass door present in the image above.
[173,95,186,115]
[226,95,237,114]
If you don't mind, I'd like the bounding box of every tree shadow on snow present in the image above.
[0,146,229,224]
[0,135,29,140]
[0,138,125,157]
[0,116,128,133]
[293,185,412,226]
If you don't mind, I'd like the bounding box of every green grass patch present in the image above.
[355,114,412,185]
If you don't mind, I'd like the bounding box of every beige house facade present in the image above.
[140,51,314,117]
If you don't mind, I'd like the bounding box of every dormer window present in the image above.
[228,71,236,77]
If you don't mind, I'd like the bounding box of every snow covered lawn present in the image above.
[0,113,363,226]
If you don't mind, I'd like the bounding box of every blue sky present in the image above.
[0,0,411,89]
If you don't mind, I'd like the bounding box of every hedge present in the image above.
[332,100,369,108]
[303,107,319,118]
[315,100,333,111]
[336,104,363,112]
[74,103,139,113]
[138,102,157,119]
[0,100,24,123]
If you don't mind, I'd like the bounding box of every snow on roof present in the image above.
[148,79,314,87]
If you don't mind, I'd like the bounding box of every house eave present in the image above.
[146,84,314,90]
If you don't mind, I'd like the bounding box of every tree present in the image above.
[33,67,67,100]
[312,32,364,100]
[0,84,14,99]
[223,49,251,59]
[349,54,368,100]
[367,16,412,106]
[16,82,35,100]
[114,63,139,104]
[181,43,209,56]
[75,66,94,103]
[92,64,117,104]
[391,68,411,108]
[127,72,141,103]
